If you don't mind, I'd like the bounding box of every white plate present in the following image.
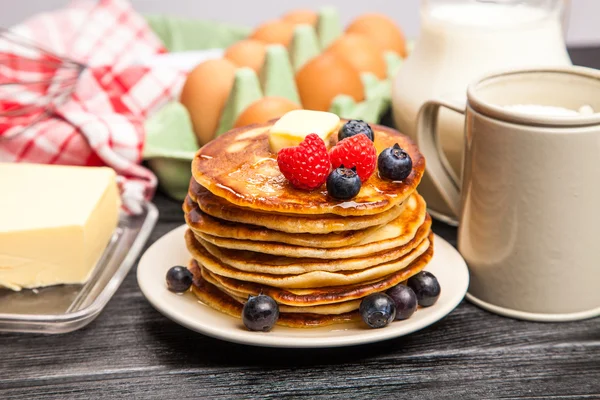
[137,225,469,348]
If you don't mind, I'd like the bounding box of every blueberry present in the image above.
[407,271,441,307]
[166,266,193,293]
[338,120,374,142]
[386,284,418,320]
[359,293,396,328]
[377,143,413,181]
[327,166,361,200]
[242,294,279,332]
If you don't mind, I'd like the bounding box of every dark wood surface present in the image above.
[1,48,599,400]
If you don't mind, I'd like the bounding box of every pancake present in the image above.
[229,291,361,315]
[192,215,431,274]
[190,181,406,234]
[201,269,362,315]
[195,193,427,259]
[193,240,432,307]
[183,196,384,248]
[190,264,361,328]
[188,217,429,275]
[191,121,425,216]
[186,229,432,288]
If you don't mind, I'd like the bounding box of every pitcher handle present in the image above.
[416,99,465,217]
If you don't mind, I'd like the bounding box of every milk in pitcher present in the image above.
[392,0,570,223]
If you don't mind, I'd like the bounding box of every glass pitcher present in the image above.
[392,0,571,225]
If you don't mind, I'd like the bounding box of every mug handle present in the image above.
[416,99,465,217]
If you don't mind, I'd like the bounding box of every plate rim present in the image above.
[137,225,469,348]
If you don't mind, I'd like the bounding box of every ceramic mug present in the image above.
[416,67,600,321]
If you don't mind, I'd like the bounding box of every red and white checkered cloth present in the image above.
[0,0,186,213]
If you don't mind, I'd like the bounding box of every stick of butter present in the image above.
[268,110,340,153]
[0,163,120,291]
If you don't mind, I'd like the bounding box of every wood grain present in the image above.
[1,192,598,400]
[1,48,599,400]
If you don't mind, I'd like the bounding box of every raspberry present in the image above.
[329,133,377,182]
[277,134,331,190]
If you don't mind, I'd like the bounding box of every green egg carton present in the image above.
[143,10,409,200]
[215,46,299,137]
[143,102,198,200]
[214,7,406,137]
[143,15,251,200]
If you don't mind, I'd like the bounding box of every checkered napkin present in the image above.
[0,0,186,213]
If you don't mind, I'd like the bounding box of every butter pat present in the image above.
[268,110,340,153]
[0,163,120,291]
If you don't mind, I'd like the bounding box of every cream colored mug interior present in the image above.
[468,68,600,127]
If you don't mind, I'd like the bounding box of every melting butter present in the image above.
[268,110,340,153]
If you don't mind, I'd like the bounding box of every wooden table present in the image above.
[1,48,599,399]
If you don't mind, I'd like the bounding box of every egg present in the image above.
[327,33,387,79]
[224,39,267,73]
[234,97,301,128]
[282,9,318,26]
[295,52,364,112]
[346,13,407,58]
[180,58,237,146]
[249,19,296,46]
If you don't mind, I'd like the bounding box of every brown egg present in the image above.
[282,9,318,26]
[346,13,407,58]
[234,97,301,128]
[180,58,237,146]
[249,19,296,46]
[327,33,387,79]
[224,39,267,73]
[295,52,364,112]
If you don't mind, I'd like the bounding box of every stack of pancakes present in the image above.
[183,122,432,328]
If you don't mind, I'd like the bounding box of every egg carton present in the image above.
[215,6,406,137]
[143,9,411,200]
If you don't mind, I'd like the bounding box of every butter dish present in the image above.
[0,203,158,334]
[0,164,121,291]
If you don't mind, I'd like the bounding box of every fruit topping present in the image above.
[166,266,193,293]
[407,271,441,307]
[327,166,361,200]
[377,143,412,181]
[329,133,377,182]
[359,293,396,328]
[386,284,418,320]
[269,109,339,153]
[338,119,374,142]
[277,133,331,190]
[242,293,280,332]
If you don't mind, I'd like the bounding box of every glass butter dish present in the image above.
[0,203,158,334]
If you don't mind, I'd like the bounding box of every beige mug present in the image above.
[417,67,600,321]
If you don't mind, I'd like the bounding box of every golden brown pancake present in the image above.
[191,121,425,216]
[186,228,432,288]
[189,181,406,233]
[182,118,433,328]
[192,216,431,275]
[189,261,361,328]
[190,240,432,307]
[202,270,362,315]
[193,194,428,259]
[183,195,384,248]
